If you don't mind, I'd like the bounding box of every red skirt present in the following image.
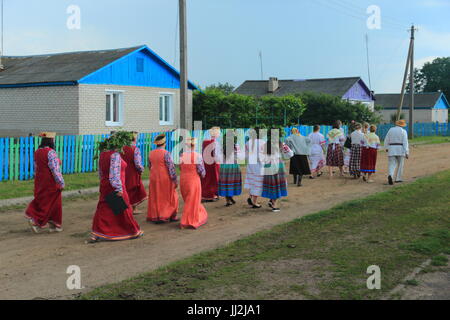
[360,147,378,173]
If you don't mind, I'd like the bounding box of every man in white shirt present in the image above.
[384,120,409,185]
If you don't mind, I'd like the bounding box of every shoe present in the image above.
[272,208,281,213]
[388,176,394,185]
[49,226,64,233]
[169,217,180,222]
[28,220,41,234]
[317,172,323,177]
[247,198,253,206]
[252,204,262,209]
[395,180,403,183]
[268,201,274,208]
[230,198,236,204]
[362,176,367,182]
[309,176,315,180]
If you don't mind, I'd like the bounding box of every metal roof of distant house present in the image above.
[375,92,449,109]
[234,77,372,98]
[0,45,198,90]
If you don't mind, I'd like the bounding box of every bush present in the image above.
[193,89,306,128]
[297,92,381,125]
[193,89,380,128]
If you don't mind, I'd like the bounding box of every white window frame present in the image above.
[159,92,174,126]
[105,90,124,127]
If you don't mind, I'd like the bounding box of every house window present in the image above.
[106,91,124,126]
[159,93,174,125]
[136,58,144,72]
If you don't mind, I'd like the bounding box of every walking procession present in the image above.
[23,121,408,240]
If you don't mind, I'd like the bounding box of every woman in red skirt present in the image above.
[26,132,65,234]
[122,132,147,213]
[361,125,381,183]
[91,132,143,242]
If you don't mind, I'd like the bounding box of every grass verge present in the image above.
[0,171,149,200]
[80,170,450,300]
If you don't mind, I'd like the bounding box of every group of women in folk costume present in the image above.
[145,133,208,229]
[91,131,144,242]
[346,122,381,182]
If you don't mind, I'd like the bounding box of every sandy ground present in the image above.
[0,143,449,300]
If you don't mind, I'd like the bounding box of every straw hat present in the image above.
[209,127,221,138]
[154,134,166,146]
[185,137,197,145]
[38,132,56,139]
[395,119,407,127]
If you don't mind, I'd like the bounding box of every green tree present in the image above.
[407,57,450,98]
[296,92,381,125]
[205,82,235,95]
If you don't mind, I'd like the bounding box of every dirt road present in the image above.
[0,143,449,300]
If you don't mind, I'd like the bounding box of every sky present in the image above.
[1,0,450,93]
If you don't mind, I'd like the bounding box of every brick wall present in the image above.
[78,84,193,134]
[0,84,193,137]
[0,86,79,137]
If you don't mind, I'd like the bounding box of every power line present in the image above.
[329,0,410,29]
[312,0,407,31]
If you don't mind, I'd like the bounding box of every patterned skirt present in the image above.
[326,144,344,167]
[261,163,288,200]
[289,155,311,175]
[360,147,378,173]
[349,144,362,176]
[218,164,242,197]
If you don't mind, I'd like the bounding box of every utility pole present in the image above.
[259,50,264,80]
[408,25,415,139]
[179,0,188,129]
[0,0,4,70]
[365,34,372,90]
[396,24,417,140]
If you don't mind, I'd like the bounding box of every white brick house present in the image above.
[0,45,197,136]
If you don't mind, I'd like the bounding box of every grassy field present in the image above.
[80,170,450,300]
[0,171,150,200]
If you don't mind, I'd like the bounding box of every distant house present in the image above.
[376,92,449,124]
[234,76,375,111]
[0,45,198,136]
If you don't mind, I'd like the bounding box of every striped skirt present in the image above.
[218,164,242,197]
[349,144,362,176]
[261,163,288,200]
[326,144,344,167]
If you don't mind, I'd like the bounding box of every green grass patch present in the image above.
[430,255,449,267]
[0,171,149,200]
[80,170,450,300]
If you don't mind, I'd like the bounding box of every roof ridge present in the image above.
[3,45,145,58]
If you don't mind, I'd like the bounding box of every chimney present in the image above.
[268,77,279,93]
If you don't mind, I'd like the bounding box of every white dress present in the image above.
[308,132,326,172]
[244,139,265,196]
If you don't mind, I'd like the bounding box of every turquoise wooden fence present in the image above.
[1,123,447,182]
